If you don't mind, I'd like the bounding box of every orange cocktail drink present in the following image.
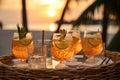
[82,31,103,64]
[12,33,34,61]
[72,31,82,54]
[82,37,103,57]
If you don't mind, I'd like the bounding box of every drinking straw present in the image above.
[100,57,107,65]
[105,57,111,64]
[42,30,44,47]
[100,57,111,65]
[42,30,45,56]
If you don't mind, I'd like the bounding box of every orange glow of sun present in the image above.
[48,10,56,17]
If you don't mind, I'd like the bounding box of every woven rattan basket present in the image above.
[0,50,120,80]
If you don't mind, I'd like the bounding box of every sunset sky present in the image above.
[0,0,103,31]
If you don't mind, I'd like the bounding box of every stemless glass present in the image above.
[28,45,46,69]
[12,32,34,62]
[51,33,74,69]
[82,31,103,64]
[72,30,82,55]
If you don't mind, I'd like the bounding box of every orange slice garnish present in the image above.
[88,38,101,46]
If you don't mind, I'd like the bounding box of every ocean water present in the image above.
[2,23,119,44]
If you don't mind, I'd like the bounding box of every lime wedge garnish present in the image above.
[72,36,79,43]
[20,38,32,46]
[88,38,101,46]
[54,40,69,49]
[59,29,67,40]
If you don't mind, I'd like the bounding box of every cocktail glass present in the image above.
[82,31,103,64]
[51,33,74,69]
[72,30,82,55]
[12,32,34,62]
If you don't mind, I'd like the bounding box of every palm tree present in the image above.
[73,0,120,26]
[55,0,79,33]
[72,0,120,51]
[22,0,28,32]
[55,0,70,33]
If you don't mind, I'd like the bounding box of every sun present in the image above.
[48,10,56,17]
[49,23,57,31]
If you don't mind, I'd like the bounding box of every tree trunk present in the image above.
[22,0,28,32]
[102,5,108,47]
[55,0,70,33]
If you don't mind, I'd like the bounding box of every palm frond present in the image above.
[73,0,104,27]
[73,0,120,27]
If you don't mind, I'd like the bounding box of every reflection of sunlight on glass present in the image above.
[49,23,57,32]
[48,10,56,17]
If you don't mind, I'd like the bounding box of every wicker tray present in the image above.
[0,50,120,80]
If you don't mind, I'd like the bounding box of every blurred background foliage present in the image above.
[72,0,120,51]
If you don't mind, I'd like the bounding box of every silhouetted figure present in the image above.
[0,21,3,30]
